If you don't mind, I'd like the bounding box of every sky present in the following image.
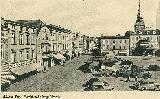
[0,0,160,37]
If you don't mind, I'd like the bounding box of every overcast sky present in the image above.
[1,0,160,36]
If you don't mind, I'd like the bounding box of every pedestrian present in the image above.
[135,75,138,82]
[126,75,130,82]
[43,66,47,73]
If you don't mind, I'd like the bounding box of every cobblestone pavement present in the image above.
[5,55,160,92]
[7,55,94,92]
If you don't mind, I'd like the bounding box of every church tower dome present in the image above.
[134,0,145,33]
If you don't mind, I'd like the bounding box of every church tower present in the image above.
[134,0,145,33]
[156,2,160,30]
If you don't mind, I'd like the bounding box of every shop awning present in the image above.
[53,53,65,60]
[10,63,42,75]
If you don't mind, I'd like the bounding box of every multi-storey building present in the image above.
[37,24,80,68]
[1,18,81,79]
[130,30,160,55]
[130,0,160,56]
[79,35,89,54]
[1,18,43,80]
[99,35,130,56]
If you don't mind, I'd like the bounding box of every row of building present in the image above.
[1,18,96,85]
[98,0,160,57]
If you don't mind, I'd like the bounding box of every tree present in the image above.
[133,40,148,56]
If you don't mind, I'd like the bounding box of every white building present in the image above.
[130,0,160,56]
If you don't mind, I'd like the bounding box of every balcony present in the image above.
[41,39,50,44]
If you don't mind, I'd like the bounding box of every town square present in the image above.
[1,0,160,92]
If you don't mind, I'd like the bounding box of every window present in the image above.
[19,34,23,44]
[120,40,122,43]
[52,35,55,40]
[20,50,23,61]
[26,27,29,31]
[113,46,115,50]
[11,51,16,63]
[12,25,15,29]
[1,45,4,59]
[11,33,16,44]
[58,45,60,51]
[67,44,68,48]
[53,45,55,51]
[26,35,29,45]
[32,50,35,59]
[124,46,126,49]
[124,40,127,43]
[31,34,35,44]
[26,50,29,59]
[65,44,67,49]
[33,29,36,32]
[107,45,109,49]
[102,40,105,44]
[45,45,47,52]
[45,34,48,40]
[119,46,121,50]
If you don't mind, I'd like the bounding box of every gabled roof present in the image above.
[46,24,72,34]
[15,19,44,29]
[3,19,44,29]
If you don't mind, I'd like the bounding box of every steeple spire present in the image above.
[137,0,141,18]
[139,0,141,11]
[134,0,145,33]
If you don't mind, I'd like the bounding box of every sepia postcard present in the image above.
[0,0,160,99]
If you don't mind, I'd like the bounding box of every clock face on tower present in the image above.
[135,25,145,33]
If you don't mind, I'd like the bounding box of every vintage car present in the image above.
[83,78,99,87]
[132,79,159,91]
[147,65,160,71]
[154,83,160,91]
[91,81,114,91]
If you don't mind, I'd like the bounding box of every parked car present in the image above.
[147,65,160,71]
[154,83,160,91]
[142,71,151,79]
[91,81,114,91]
[83,78,99,88]
[132,79,158,91]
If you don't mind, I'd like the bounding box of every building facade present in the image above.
[37,24,80,68]
[1,18,42,76]
[99,36,130,56]
[130,0,160,56]
[130,30,160,55]
[1,18,81,85]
